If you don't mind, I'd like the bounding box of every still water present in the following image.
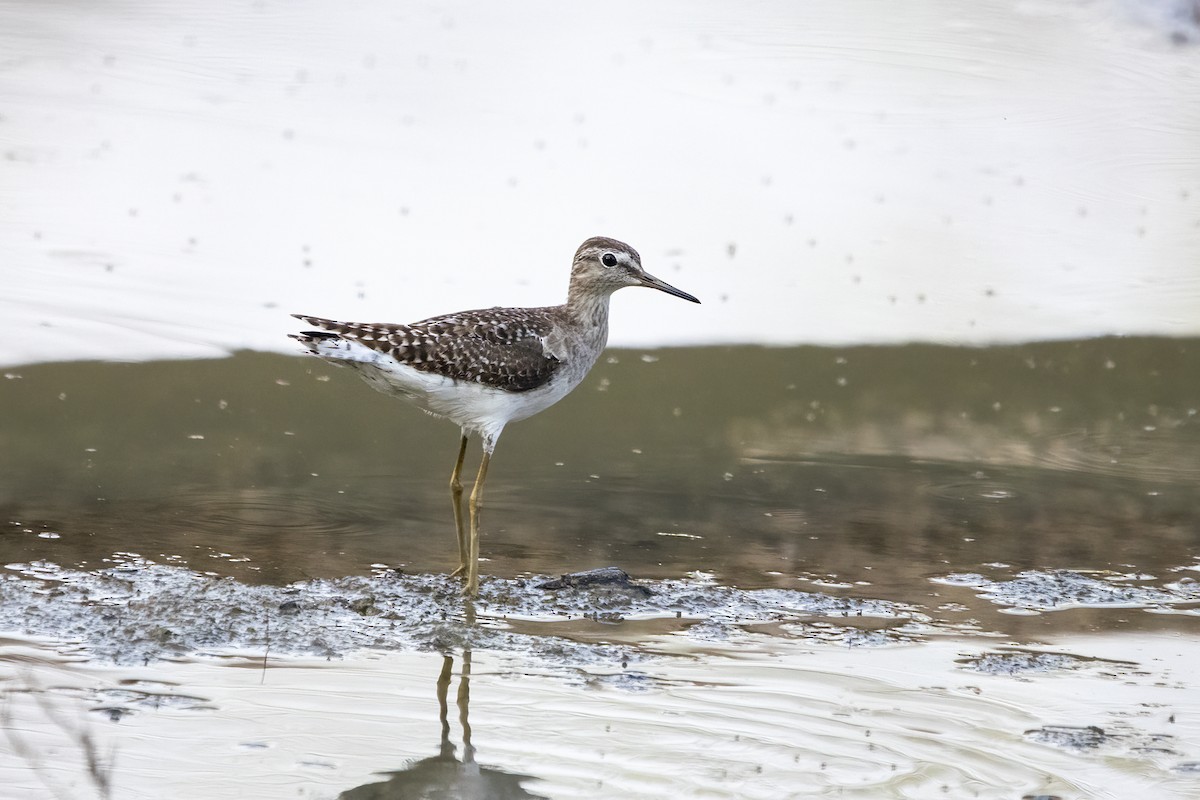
[2,340,1199,797]
[4,340,1198,616]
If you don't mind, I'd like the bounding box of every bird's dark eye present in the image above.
[601,253,618,267]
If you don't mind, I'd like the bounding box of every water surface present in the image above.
[2,340,1200,797]
[3,338,1198,636]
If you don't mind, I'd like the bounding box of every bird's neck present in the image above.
[566,287,611,322]
[564,289,612,350]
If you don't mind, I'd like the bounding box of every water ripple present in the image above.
[156,490,382,539]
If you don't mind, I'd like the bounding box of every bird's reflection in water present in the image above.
[337,649,546,800]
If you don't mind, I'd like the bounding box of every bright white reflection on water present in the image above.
[1,0,1198,366]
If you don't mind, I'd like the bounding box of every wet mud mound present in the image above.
[0,559,917,664]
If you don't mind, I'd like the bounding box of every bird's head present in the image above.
[570,236,700,304]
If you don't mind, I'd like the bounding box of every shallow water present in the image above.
[4,341,1199,632]
[2,341,1200,796]
[3,631,1200,799]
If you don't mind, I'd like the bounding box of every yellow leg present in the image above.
[462,450,491,596]
[448,433,469,578]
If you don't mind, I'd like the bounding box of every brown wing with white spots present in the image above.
[291,309,564,392]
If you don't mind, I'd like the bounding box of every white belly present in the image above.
[312,337,588,444]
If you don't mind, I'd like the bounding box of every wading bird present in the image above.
[291,237,700,595]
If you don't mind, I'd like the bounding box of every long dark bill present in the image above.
[639,272,701,304]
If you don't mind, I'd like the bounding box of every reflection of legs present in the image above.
[436,655,453,755]
[458,650,474,763]
[448,432,469,578]
[463,451,491,596]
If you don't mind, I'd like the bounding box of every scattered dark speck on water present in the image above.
[958,649,1119,677]
[1026,725,1110,750]
[572,670,664,692]
[95,706,135,722]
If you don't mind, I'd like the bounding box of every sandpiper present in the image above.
[290,236,700,595]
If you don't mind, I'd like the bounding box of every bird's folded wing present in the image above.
[292,309,563,392]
